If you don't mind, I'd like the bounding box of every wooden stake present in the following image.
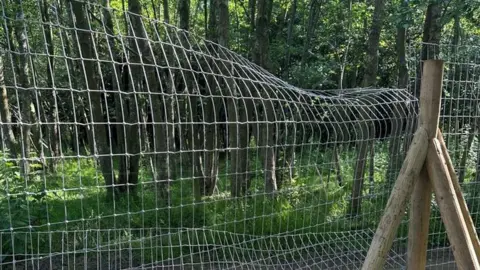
[405,59,443,269]
[418,60,444,139]
[426,138,479,270]
[407,166,432,269]
[361,127,428,270]
[437,129,480,262]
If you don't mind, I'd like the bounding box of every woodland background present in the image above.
[1,0,480,267]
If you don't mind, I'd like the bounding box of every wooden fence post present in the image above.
[362,60,443,270]
[406,59,444,269]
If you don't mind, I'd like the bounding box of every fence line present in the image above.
[0,1,479,269]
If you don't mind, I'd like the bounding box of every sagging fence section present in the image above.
[0,1,479,269]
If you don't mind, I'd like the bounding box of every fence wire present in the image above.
[0,1,478,270]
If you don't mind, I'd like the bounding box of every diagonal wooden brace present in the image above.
[426,137,479,270]
[436,129,480,263]
[361,127,429,270]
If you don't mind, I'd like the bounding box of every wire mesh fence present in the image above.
[0,1,479,269]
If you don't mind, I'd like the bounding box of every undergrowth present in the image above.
[1,143,479,265]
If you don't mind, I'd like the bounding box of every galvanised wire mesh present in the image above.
[0,0,477,269]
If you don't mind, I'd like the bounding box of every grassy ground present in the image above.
[1,142,479,268]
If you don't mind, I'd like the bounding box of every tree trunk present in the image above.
[301,0,321,75]
[156,0,177,202]
[284,0,297,77]
[106,0,147,197]
[349,109,372,217]
[349,0,385,217]
[70,0,116,201]
[179,0,190,30]
[177,0,190,173]
[414,2,442,98]
[163,0,170,23]
[368,142,375,195]
[248,0,256,58]
[253,0,277,194]
[40,0,59,172]
[458,114,478,184]
[458,128,475,184]
[0,19,18,159]
[102,0,129,196]
[360,0,385,87]
[396,19,408,88]
[176,0,202,200]
[196,0,221,196]
[450,15,462,165]
[14,1,33,179]
[0,53,18,158]
[56,0,88,157]
[385,2,408,184]
[333,144,342,186]
[217,0,251,197]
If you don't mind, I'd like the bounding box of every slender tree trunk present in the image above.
[386,2,408,184]
[163,0,170,23]
[451,15,462,165]
[349,0,385,217]
[253,0,277,194]
[248,0,256,58]
[331,102,348,187]
[71,0,116,201]
[62,0,91,157]
[284,0,297,77]
[0,16,18,159]
[414,2,442,98]
[177,0,202,200]
[368,142,375,195]
[155,0,177,202]
[40,0,59,172]
[217,0,250,197]
[196,0,221,196]
[476,142,480,184]
[458,125,476,183]
[301,0,320,75]
[396,18,408,88]
[333,144,342,186]
[360,0,385,87]
[14,1,33,179]
[122,0,152,197]
[349,110,371,217]
[0,54,18,158]
[102,0,129,195]
[179,0,190,30]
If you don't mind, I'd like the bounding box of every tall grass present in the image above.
[1,142,479,266]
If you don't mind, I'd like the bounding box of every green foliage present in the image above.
[0,156,46,262]
[0,147,362,264]
[6,141,468,265]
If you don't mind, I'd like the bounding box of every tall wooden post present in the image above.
[407,167,432,269]
[406,59,444,269]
